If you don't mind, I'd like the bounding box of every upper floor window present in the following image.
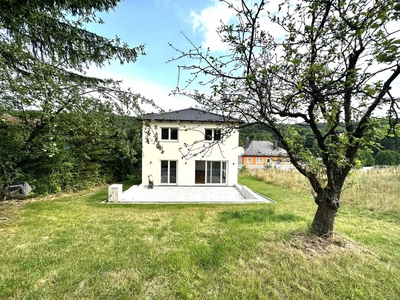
[205,129,221,141]
[161,128,178,141]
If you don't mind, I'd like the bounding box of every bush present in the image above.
[395,152,400,165]
[375,150,398,166]
[357,149,375,167]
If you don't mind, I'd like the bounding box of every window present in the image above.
[160,160,177,184]
[256,158,263,164]
[246,157,252,163]
[277,158,282,164]
[266,158,271,166]
[195,161,227,184]
[205,129,221,141]
[285,158,291,163]
[161,128,178,141]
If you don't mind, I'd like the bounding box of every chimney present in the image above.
[273,140,278,150]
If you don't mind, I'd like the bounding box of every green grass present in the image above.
[0,172,399,299]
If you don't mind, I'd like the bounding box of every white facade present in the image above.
[142,121,241,186]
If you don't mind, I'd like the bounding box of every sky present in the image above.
[85,0,400,115]
[85,0,241,112]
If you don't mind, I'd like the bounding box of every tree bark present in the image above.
[311,194,339,238]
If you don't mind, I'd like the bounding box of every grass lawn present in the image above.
[0,169,399,299]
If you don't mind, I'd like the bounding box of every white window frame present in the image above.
[256,157,263,164]
[161,128,178,141]
[246,157,252,163]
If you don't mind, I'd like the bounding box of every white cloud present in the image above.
[190,0,238,52]
[86,67,198,113]
[123,79,198,112]
[190,0,287,53]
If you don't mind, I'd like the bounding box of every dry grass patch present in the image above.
[283,233,376,258]
[243,168,311,195]
[0,201,24,218]
[242,166,400,214]
[341,167,400,213]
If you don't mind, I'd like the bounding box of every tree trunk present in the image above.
[311,193,340,238]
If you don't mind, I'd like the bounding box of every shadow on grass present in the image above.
[218,207,304,224]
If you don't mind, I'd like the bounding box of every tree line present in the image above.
[239,123,400,167]
[0,110,141,198]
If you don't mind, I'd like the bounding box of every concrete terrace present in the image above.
[115,184,273,204]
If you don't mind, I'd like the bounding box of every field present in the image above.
[0,167,399,299]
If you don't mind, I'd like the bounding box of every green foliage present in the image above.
[0,0,150,195]
[7,110,142,195]
[378,134,400,153]
[239,124,275,145]
[0,115,25,197]
[357,149,375,167]
[375,150,399,166]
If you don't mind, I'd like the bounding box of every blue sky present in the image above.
[86,0,400,114]
[86,0,239,111]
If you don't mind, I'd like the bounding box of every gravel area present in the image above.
[117,184,272,204]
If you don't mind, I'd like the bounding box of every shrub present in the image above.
[357,149,375,167]
[375,150,397,166]
[395,152,400,165]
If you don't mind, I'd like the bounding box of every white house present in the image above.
[142,108,243,186]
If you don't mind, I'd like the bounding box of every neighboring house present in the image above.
[142,108,243,186]
[240,140,293,169]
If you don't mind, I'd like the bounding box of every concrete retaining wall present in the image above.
[234,184,257,199]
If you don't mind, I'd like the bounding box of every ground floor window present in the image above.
[195,161,227,184]
[160,160,177,184]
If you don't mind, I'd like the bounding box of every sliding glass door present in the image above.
[195,161,227,184]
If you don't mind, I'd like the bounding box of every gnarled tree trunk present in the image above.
[311,189,341,237]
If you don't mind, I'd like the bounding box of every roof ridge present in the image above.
[143,107,241,123]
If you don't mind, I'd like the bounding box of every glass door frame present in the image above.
[160,160,177,185]
[195,160,227,185]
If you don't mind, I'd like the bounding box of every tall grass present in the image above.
[342,167,400,213]
[241,166,400,214]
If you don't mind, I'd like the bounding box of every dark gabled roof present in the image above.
[243,140,288,157]
[143,108,241,123]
